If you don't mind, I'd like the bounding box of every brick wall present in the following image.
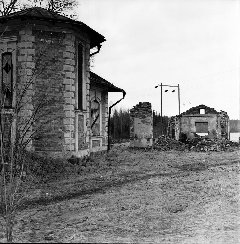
[130,102,153,148]
[32,29,66,152]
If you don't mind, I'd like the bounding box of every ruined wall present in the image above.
[168,105,230,141]
[180,114,219,139]
[130,102,153,148]
[217,111,230,139]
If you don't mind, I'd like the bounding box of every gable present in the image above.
[181,104,218,116]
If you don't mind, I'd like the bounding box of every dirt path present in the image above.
[1,147,240,243]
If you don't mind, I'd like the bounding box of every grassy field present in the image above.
[1,145,240,243]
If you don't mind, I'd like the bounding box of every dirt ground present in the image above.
[1,145,240,243]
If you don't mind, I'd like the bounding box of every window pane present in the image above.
[2,52,13,108]
[195,122,208,133]
[91,100,100,136]
[200,109,205,114]
[78,45,83,110]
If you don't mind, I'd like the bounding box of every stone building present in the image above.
[0,7,125,158]
[168,104,230,140]
[130,102,153,148]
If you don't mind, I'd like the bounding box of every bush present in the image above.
[25,152,73,182]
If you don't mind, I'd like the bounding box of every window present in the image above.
[195,122,208,133]
[200,108,205,114]
[90,99,100,136]
[2,52,13,108]
[78,44,83,110]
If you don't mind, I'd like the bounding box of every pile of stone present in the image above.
[187,137,239,152]
[153,135,240,152]
[153,136,187,151]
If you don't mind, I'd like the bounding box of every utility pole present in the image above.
[178,84,180,115]
[155,83,181,135]
[160,83,163,135]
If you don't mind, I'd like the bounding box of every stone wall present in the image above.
[168,106,230,140]
[130,102,153,148]
[218,111,230,139]
[33,29,66,153]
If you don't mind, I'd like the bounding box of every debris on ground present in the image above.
[154,135,240,152]
[187,137,240,152]
[153,136,187,151]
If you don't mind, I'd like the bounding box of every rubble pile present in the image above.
[153,135,240,152]
[153,136,187,151]
[187,137,240,152]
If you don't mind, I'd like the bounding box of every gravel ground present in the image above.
[0,145,240,243]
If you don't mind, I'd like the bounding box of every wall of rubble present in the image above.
[130,102,153,148]
[217,111,230,139]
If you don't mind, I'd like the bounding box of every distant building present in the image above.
[168,104,230,140]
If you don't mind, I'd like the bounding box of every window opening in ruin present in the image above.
[2,52,13,108]
[200,108,205,114]
[78,44,83,110]
[90,99,100,136]
[195,122,208,136]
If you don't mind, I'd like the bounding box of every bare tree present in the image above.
[0,0,18,16]
[0,0,78,17]
[0,37,61,242]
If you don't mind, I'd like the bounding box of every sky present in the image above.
[78,0,240,119]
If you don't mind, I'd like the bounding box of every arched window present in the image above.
[90,99,100,136]
[2,52,13,108]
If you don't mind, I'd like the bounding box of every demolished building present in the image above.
[168,104,230,141]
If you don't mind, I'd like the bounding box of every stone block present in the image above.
[65,59,75,65]
[65,110,75,118]
[20,35,35,42]
[63,92,74,98]
[18,42,33,49]
[63,104,74,111]
[65,72,75,79]
[63,51,74,59]
[63,78,74,85]
[65,46,75,53]
[63,118,74,125]
[63,65,74,72]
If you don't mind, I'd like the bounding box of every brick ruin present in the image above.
[130,102,153,148]
[168,104,230,140]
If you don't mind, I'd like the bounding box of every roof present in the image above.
[0,7,105,48]
[90,71,125,95]
[181,104,219,116]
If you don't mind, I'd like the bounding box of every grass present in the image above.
[1,145,239,242]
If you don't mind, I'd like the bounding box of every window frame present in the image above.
[195,122,208,133]
[77,43,84,110]
[2,52,13,108]
[0,37,17,110]
[200,108,205,114]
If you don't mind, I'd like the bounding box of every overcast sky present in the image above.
[78,0,239,119]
